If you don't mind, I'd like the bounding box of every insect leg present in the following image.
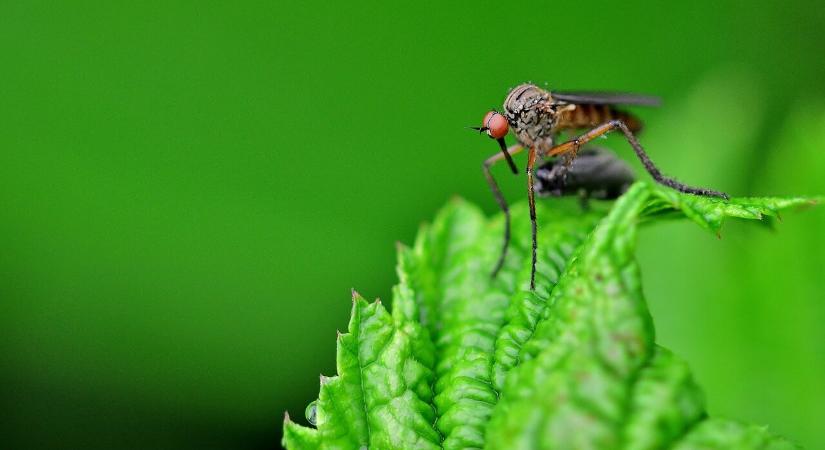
[526,146,538,290]
[547,120,729,199]
[483,144,524,278]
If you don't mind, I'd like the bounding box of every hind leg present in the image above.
[547,120,728,199]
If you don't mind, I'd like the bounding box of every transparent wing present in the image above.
[552,91,661,107]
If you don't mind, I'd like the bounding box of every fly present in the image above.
[472,83,728,290]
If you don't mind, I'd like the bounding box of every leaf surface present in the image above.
[284,184,817,449]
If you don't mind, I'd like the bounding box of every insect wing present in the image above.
[552,91,661,107]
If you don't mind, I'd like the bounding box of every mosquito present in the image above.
[472,83,728,290]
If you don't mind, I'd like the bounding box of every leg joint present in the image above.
[608,119,626,130]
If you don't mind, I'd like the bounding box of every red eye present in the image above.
[483,111,509,139]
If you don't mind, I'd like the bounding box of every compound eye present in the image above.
[483,111,509,139]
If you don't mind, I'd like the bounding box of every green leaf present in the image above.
[643,184,821,235]
[485,182,656,449]
[406,199,502,449]
[408,199,609,449]
[490,201,606,391]
[672,419,801,450]
[622,347,706,450]
[283,292,441,450]
[284,183,818,449]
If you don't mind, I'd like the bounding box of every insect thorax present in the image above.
[503,83,558,152]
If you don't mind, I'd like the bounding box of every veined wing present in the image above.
[552,91,661,107]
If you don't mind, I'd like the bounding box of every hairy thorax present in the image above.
[503,84,558,154]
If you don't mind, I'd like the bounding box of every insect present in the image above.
[533,147,634,201]
[473,83,728,290]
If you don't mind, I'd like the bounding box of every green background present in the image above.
[2,1,824,449]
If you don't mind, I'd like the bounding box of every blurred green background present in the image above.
[2,1,824,449]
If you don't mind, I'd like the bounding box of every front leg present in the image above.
[547,120,729,199]
[483,144,524,278]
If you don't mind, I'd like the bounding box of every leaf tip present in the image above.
[284,411,291,423]
[319,374,330,385]
[351,288,361,301]
[336,329,343,340]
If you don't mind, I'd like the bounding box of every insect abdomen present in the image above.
[560,104,643,132]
